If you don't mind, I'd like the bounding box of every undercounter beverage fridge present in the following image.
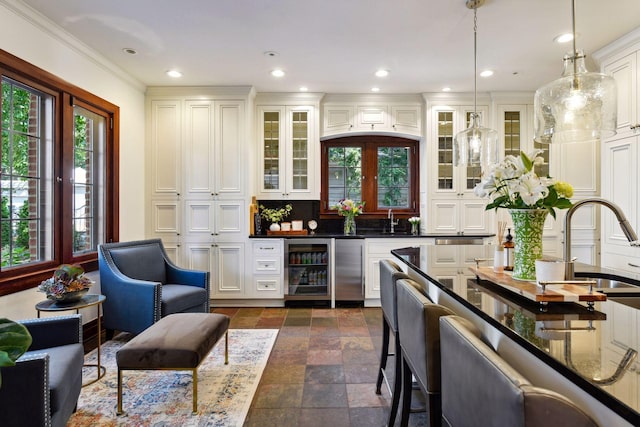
[284,239,331,303]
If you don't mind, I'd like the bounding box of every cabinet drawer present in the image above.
[254,258,281,274]
[253,241,283,255]
[254,277,282,298]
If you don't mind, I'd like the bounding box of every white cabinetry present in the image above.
[323,101,422,137]
[597,30,640,274]
[249,239,284,299]
[425,100,493,234]
[364,238,434,304]
[256,93,322,200]
[146,87,252,299]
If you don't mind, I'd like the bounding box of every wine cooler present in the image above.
[284,239,331,302]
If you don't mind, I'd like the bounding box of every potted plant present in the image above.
[0,318,32,388]
[259,204,293,231]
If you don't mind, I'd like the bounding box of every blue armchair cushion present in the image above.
[108,243,167,284]
[162,284,208,315]
[22,343,84,414]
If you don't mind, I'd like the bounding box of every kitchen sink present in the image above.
[572,276,640,296]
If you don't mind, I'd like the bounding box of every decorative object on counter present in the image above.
[37,264,94,302]
[280,222,291,231]
[249,196,258,235]
[259,203,293,231]
[291,220,303,231]
[334,199,365,235]
[503,228,514,271]
[408,217,421,235]
[474,150,573,280]
[493,221,506,273]
[308,220,318,235]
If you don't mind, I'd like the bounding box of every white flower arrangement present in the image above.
[408,217,420,225]
[473,150,573,218]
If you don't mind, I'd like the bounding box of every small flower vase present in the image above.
[343,216,356,235]
[410,222,420,235]
[269,223,281,232]
[509,209,548,281]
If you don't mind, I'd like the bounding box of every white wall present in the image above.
[0,0,146,320]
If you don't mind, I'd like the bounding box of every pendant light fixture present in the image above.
[453,0,498,170]
[533,0,617,144]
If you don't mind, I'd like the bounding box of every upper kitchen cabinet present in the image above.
[256,93,323,200]
[597,30,640,140]
[149,99,182,196]
[184,100,246,198]
[322,95,423,137]
[426,101,493,234]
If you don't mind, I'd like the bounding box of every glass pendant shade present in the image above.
[534,50,617,144]
[454,112,499,169]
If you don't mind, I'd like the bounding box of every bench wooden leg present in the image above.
[192,368,198,414]
[117,368,123,415]
[225,331,229,365]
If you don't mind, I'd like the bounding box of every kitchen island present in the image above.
[392,244,640,427]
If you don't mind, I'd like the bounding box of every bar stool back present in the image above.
[396,278,456,427]
[376,259,409,426]
[439,315,599,427]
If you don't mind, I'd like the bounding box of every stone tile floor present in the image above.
[212,306,427,427]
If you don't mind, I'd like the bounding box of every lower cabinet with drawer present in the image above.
[249,239,284,299]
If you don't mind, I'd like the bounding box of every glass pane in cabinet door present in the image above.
[291,112,308,190]
[327,146,362,206]
[504,111,521,157]
[465,112,481,190]
[263,111,280,190]
[437,111,454,189]
[378,146,410,208]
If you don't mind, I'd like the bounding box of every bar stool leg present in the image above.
[376,318,390,394]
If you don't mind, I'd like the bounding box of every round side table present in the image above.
[36,294,107,386]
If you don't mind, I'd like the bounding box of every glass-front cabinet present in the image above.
[428,105,492,234]
[258,105,316,199]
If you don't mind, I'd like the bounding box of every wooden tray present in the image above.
[470,266,607,304]
[266,229,308,235]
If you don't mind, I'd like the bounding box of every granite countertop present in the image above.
[249,232,495,239]
[392,244,640,426]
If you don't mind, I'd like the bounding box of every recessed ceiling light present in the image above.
[442,87,451,92]
[122,47,137,55]
[299,86,308,92]
[375,69,389,78]
[166,70,182,78]
[554,33,574,43]
[480,70,494,78]
[264,51,279,57]
[371,87,380,92]
[271,69,285,77]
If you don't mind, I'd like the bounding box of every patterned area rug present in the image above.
[68,328,278,426]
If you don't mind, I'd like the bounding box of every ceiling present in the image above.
[17,0,640,94]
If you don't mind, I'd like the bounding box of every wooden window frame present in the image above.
[320,135,419,218]
[0,49,119,296]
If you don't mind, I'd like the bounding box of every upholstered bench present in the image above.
[116,312,230,415]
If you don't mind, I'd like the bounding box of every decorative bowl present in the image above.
[47,289,89,303]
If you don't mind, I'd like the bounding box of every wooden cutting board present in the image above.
[470,266,607,304]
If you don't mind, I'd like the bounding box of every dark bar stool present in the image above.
[376,259,409,426]
[439,315,599,427]
[396,278,455,427]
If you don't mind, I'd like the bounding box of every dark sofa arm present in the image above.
[0,353,50,427]
[21,315,82,351]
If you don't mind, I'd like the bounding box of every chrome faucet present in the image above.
[388,209,398,234]
[564,197,639,279]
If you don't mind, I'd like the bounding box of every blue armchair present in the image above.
[0,315,84,427]
[98,239,210,337]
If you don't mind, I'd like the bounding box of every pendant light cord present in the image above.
[473,6,478,119]
[571,0,577,75]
